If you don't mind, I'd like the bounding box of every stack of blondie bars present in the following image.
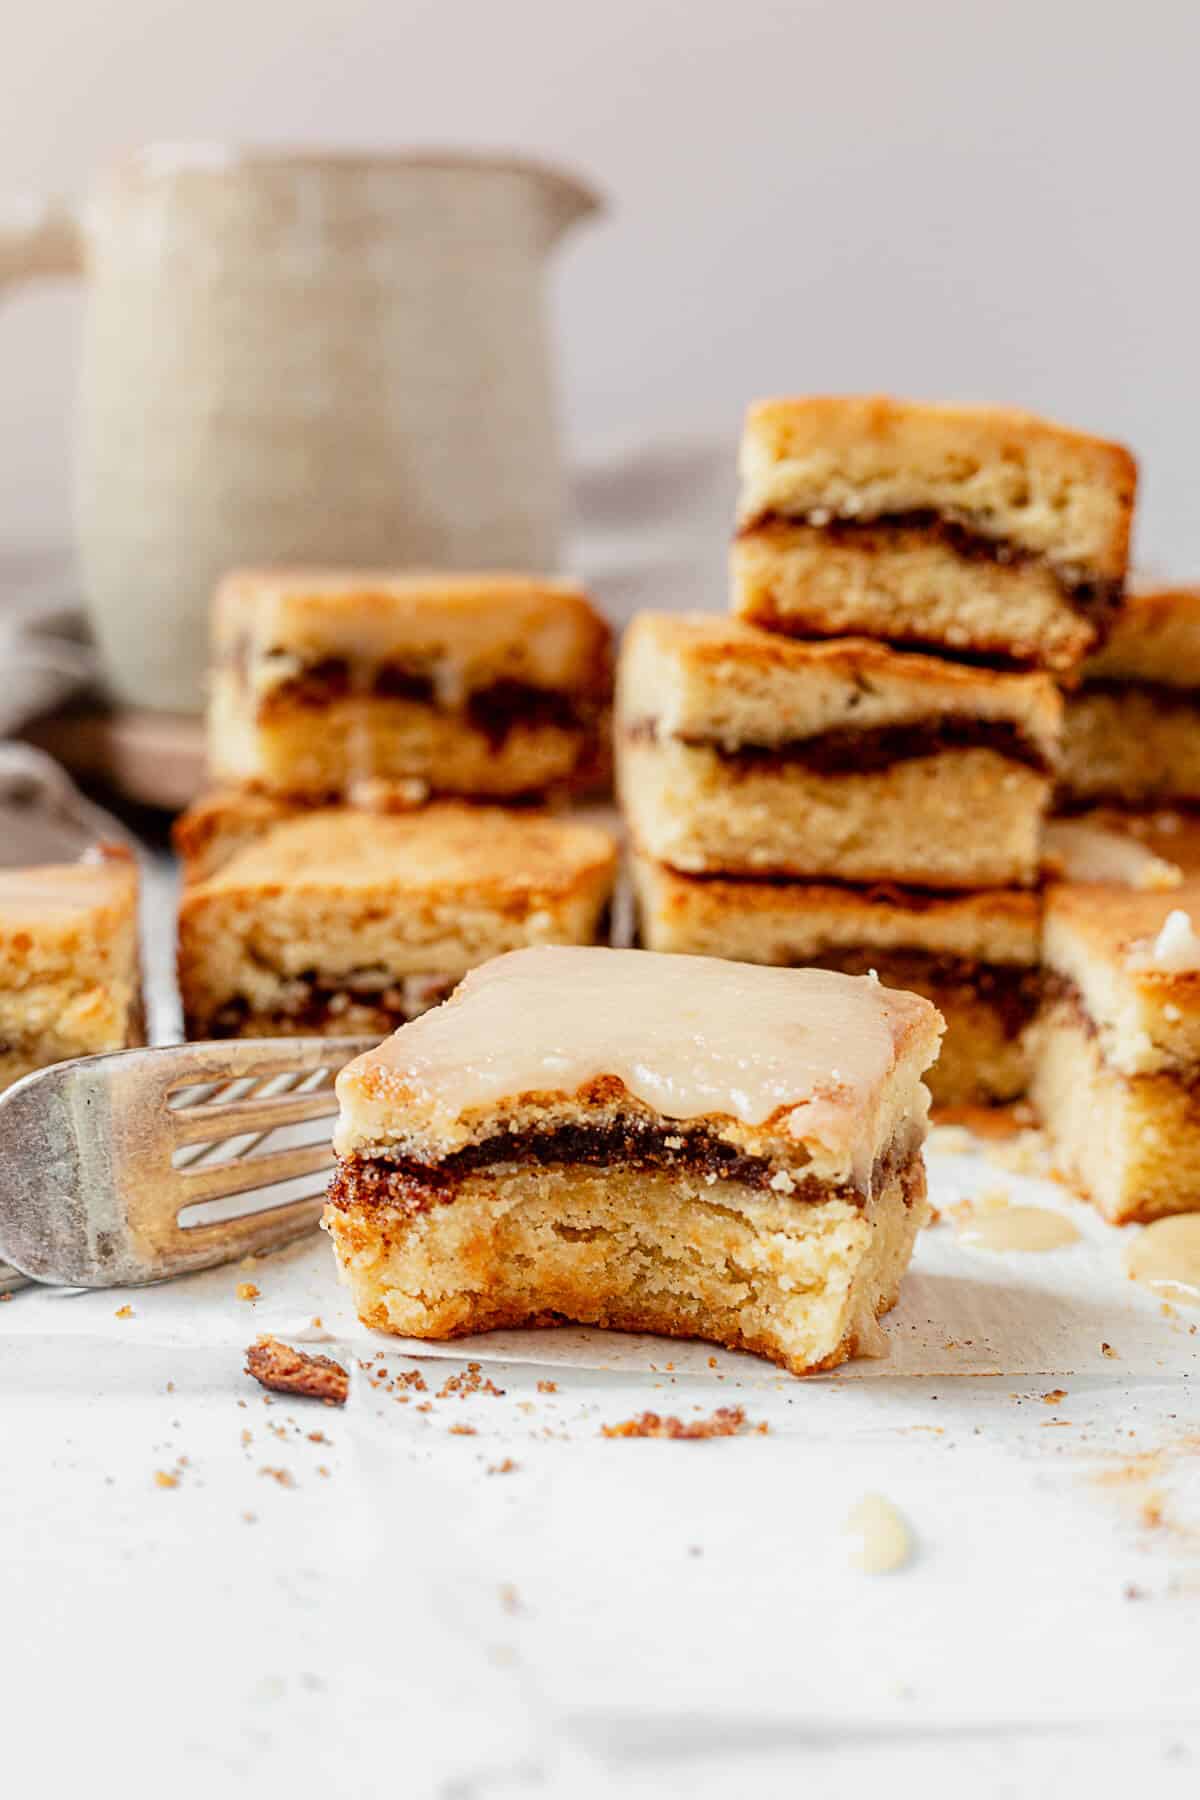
[622,395,1138,1107]
[175,570,618,1040]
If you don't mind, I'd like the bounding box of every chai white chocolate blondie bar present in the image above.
[326,946,943,1374]
[733,395,1135,671]
[209,568,612,802]
[178,805,616,1039]
[617,614,1061,888]
[1060,587,1200,808]
[0,852,142,1092]
[1033,883,1200,1223]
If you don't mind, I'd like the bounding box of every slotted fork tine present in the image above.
[169,1070,311,1168]
[0,1036,377,1288]
[174,1140,337,1205]
[163,1196,329,1263]
[171,1087,340,1145]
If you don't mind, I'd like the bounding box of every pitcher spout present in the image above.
[527,159,606,247]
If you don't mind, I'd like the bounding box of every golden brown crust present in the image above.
[244,1337,349,1404]
[172,790,309,883]
[182,804,617,908]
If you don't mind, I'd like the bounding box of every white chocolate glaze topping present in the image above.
[337,947,942,1180]
[1133,908,1200,972]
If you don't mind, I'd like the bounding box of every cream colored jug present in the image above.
[0,147,601,711]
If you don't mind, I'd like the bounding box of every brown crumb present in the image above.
[245,1337,348,1405]
[1141,1491,1166,1529]
[258,1466,295,1488]
[438,1366,505,1399]
[242,1511,257,1524]
[307,1430,329,1445]
[601,1406,749,1440]
[499,1583,521,1615]
[114,1304,133,1319]
[236,1282,260,1302]
[153,1470,178,1489]
[448,1423,477,1437]
[396,1369,427,1391]
[316,1465,330,1478]
[1125,1583,1146,1600]
[0,1291,12,1302]
[1042,1389,1068,1406]
[488,1459,518,1475]
[536,1379,558,1394]
[1101,1343,1120,1359]
[240,1428,252,1447]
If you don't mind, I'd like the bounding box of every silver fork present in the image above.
[0,1037,377,1289]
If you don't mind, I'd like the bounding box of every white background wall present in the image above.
[2,0,1197,567]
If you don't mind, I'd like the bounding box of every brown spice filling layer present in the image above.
[806,948,1040,1040]
[327,1126,920,1220]
[739,508,1124,621]
[628,715,1052,777]
[1040,970,1106,1045]
[199,972,456,1039]
[254,658,598,748]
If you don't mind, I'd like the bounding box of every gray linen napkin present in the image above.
[0,548,96,737]
[0,548,134,862]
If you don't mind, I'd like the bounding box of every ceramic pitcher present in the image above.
[0,147,602,711]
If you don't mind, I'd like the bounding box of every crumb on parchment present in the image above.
[601,1406,751,1440]
[258,1466,295,1488]
[245,1337,348,1405]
